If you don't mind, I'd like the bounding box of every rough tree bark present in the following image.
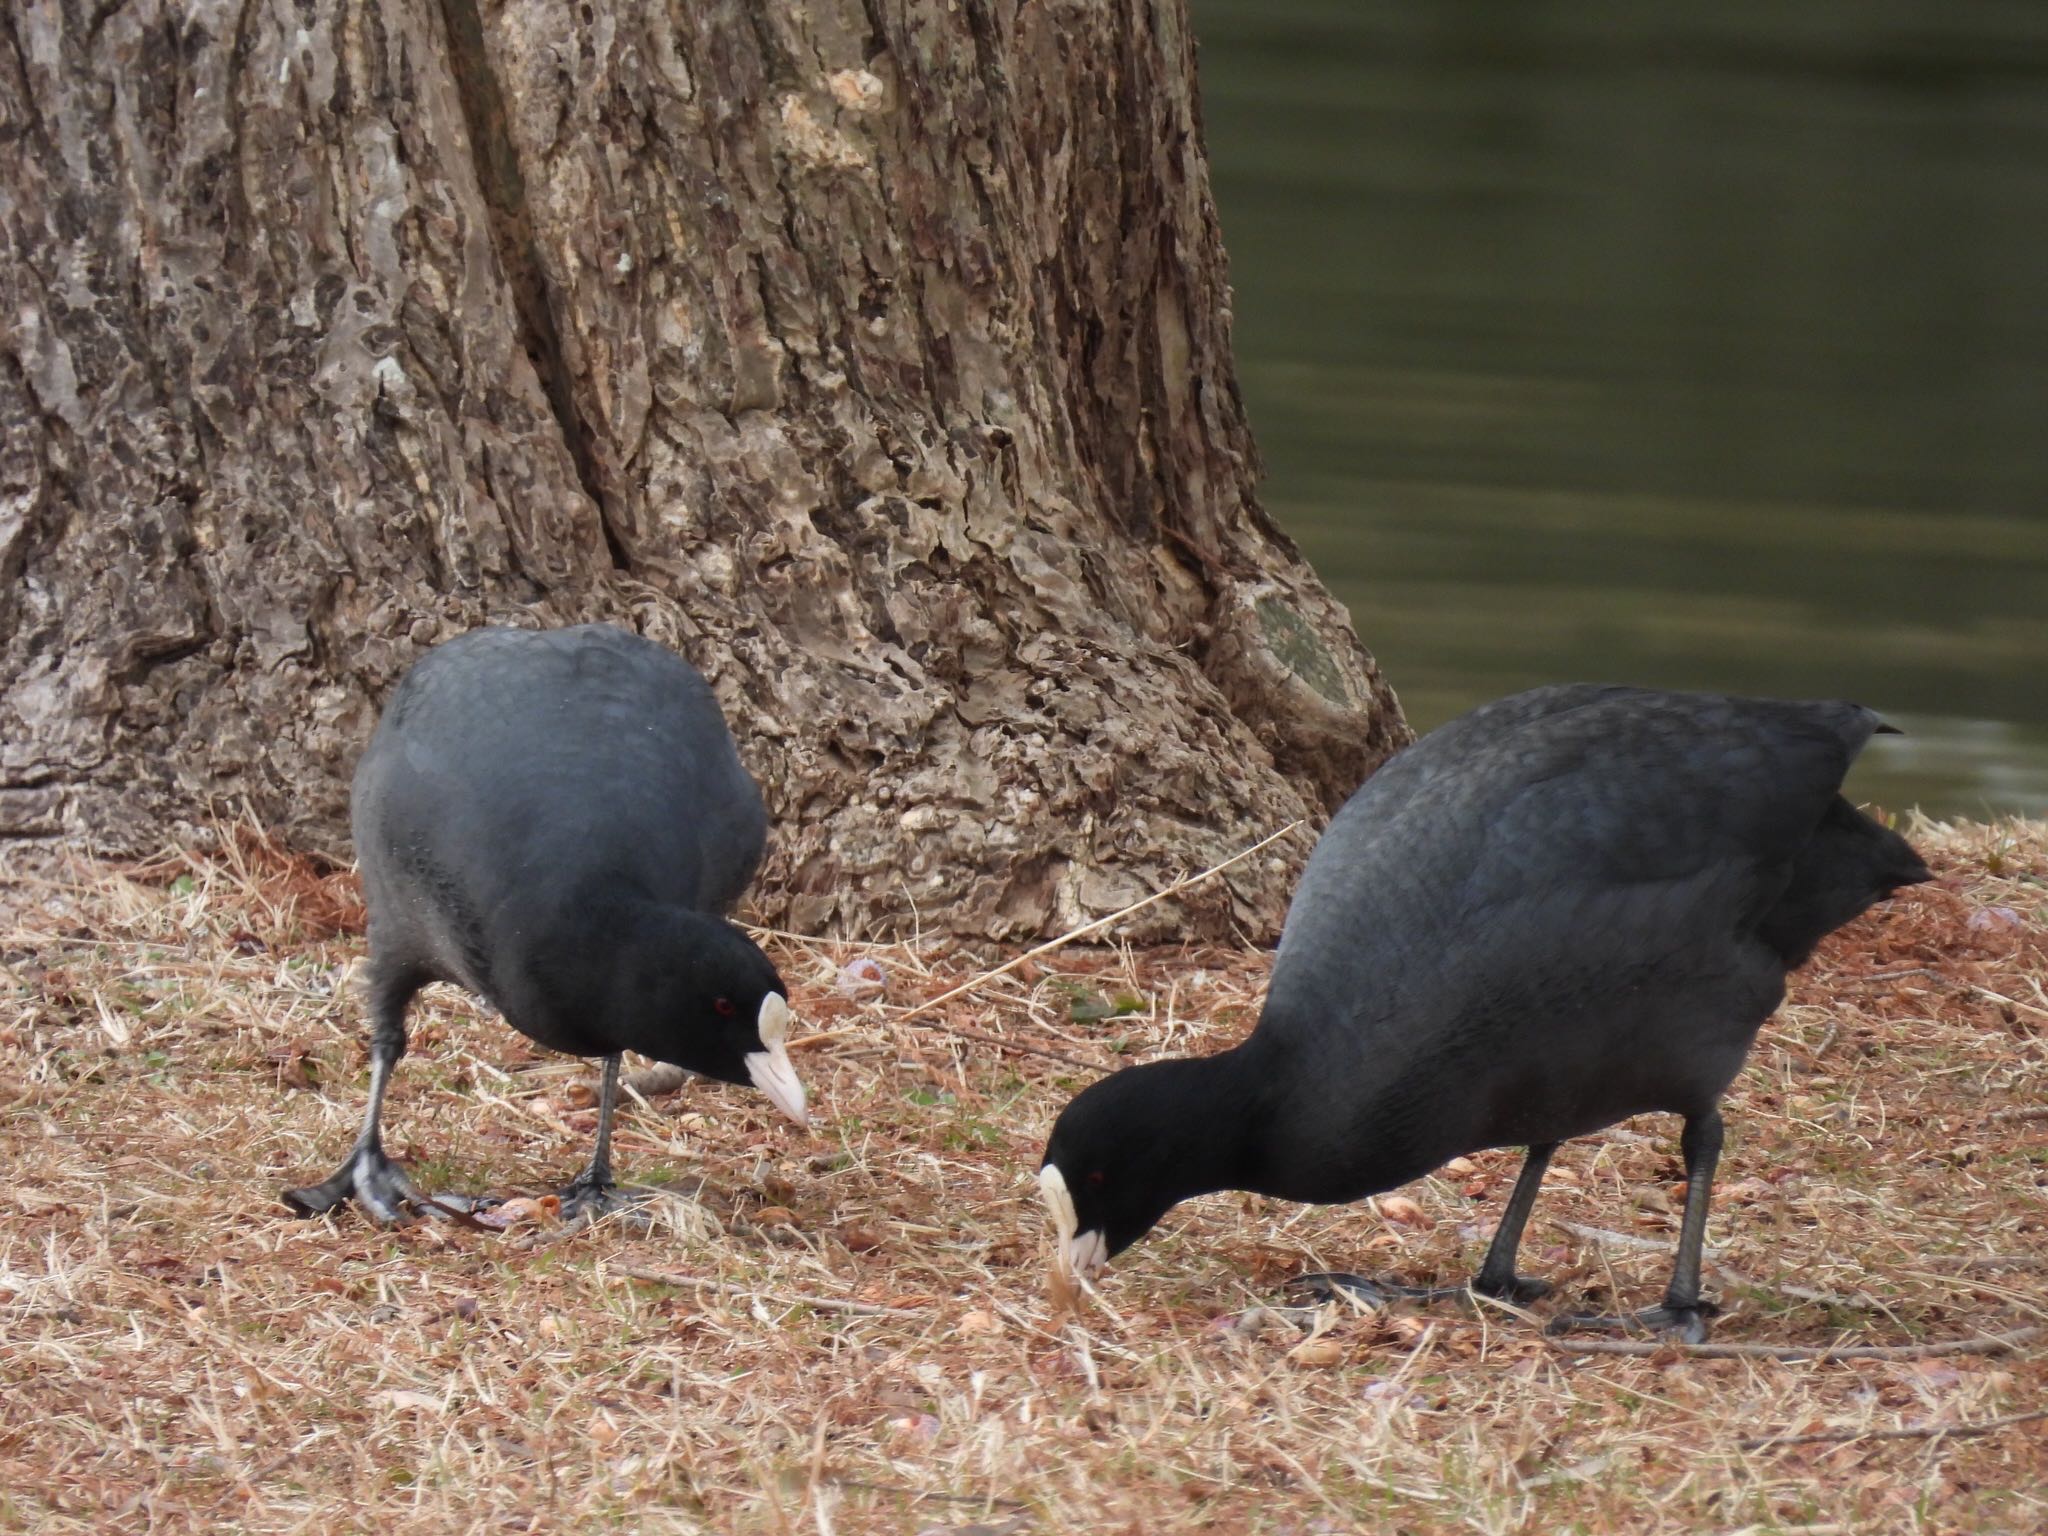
[0,0,1406,941]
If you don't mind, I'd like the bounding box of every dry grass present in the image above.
[2,816,2045,1535]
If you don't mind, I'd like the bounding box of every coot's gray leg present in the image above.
[1546,1109,1724,1344]
[557,1053,622,1217]
[283,965,430,1223]
[1292,1142,1560,1310]
[1659,1109,1725,1329]
[1471,1141,1558,1303]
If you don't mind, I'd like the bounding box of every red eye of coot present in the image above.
[1086,1170,1107,1188]
[713,997,736,1017]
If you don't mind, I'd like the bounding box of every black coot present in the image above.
[1039,686,1930,1340]
[284,624,806,1223]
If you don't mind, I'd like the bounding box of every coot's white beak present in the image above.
[1039,1164,1108,1284]
[744,992,808,1127]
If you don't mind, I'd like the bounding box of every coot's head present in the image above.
[640,918,807,1126]
[1038,1061,1221,1286]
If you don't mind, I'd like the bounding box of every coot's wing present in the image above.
[1277,685,1635,952]
[1448,693,1884,915]
[551,626,769,914]
[1270,691,1889,1041]
[1344,684,1637,807]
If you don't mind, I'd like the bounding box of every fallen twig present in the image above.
[604,1262,924,1319]
[1987,1105,2048,1124]
[1970,984,2048,1022]
[1737,1405,2048,1451]
[824,1478,1028,1510]
[893,821,1306,1028]
[412,1193,495,1231]
[1548,1325,2040,1362]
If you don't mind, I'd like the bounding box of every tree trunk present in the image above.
[0,0,1405,941]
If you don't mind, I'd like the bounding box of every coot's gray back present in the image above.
[351,625,767,993]
[1280,686,1899,970]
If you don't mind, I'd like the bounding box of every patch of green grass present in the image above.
[943,1116,1005,1151]
[408,1153,469,1193]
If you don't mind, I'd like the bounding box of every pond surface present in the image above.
[1193,0,2048,816]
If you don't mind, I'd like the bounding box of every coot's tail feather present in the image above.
[1756,796,1928,968]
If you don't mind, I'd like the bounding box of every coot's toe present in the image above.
[1287,1269,1553,1309]
[1545,1299,1721,1345]
[1286,1272,1474,1308]
[556,1173,629,1222]
[283,1143,428,1225]
[1473,1271,1554,1305]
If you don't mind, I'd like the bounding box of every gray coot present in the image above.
[284,624,806,1224]
[1039,685,1930,1341]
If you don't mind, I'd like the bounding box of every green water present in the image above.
[1193,1,2048,816]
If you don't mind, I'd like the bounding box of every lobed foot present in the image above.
[1473,1271,1554,1306]
[1289,1269,1554,1310]
[283,1143,431,1224]
[536,1180,662,1242]
[1287,1271,1473,1308]
[556,1172,629,1223]
[1544,1300,1719,1346]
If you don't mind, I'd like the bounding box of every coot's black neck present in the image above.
[1103,1032,1400,1210]
[1144,1024,1434,1208]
